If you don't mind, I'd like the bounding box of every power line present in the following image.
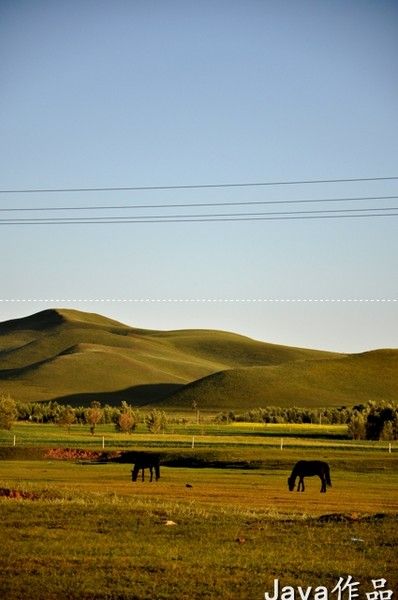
[0,206,396,223]
[0,194,397,213]
[1,211,397,225]
[1,175,398,194]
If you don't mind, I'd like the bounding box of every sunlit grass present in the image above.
[0,421,397,599]
[0,461,397,599]
[1,420,394,448]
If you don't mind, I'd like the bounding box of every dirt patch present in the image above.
[318,512,391,523]
[0,446,122,463]
[318,513,360,522]
[0,487,39,501]
[44,448,104,461]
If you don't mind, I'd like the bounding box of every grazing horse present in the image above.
[288,460,332,493]
[131,456,160,482]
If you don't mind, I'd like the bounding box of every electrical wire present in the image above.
[0,195,397,213]
[1,210,397,225]
[1,175,398,194]
[0,206,396,222]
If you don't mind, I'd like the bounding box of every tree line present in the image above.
[1,393,397,440]
[214,401,398,440]
[0,395,167,434]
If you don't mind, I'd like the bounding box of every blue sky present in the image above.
[1,0,397,352]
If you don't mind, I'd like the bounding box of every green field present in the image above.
[1,422,397,599]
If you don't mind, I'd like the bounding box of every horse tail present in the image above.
[325,464,332,487]
[155,464,160,481]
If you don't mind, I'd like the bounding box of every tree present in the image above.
[57,406,76,433]
[31,402,45,423]
[145,409,167,433]
[380,421,394,441]
[103,404,120,424]
[347,413,366,440]
[365,403,395,440]
[115,402,139,434]
[85,401,103,435]
[192,400,200,424]
[0,394,18,430]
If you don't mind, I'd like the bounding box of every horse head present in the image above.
[287,476,295,491]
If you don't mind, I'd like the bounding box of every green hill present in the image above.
[165,349,398,409]
[0,308,396,408]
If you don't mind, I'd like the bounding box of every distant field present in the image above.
[1,420,397,599]
[1,420,350,447]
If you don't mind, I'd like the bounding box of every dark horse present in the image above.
[131,456,160,482]
[288,460,332,493]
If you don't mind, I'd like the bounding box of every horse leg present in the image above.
[298,477,304,492]
[141,468,145,482]
[320,475,326,493]
[132,465,140,482]
[149,466,153,482]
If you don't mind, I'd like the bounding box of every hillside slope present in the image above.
[2,309,397,409]
[166,349,398,409]
[0,308,342,406]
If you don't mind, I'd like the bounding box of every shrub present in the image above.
[115,402,139,434]
[85,401,104,435]
[56,406,76,433]
[145,409,167,433]
[0,394,18,430]
[347,413,366,440]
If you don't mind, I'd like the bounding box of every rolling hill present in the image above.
[0,308,397,408]
[165,349,398,409]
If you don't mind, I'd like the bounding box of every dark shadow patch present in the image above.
[0,309,65,332]
[51,383,185,407]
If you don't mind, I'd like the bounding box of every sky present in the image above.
[0,0,397,353]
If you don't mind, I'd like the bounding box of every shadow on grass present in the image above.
[51,383,185,407]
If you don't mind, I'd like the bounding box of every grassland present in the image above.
[0,421,397,599]
[2,308,398,408]
[167,349,398,408]
[1,310,398,597]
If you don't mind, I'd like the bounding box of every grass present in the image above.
[1,458,397,513]
[0,419,397,599]
[167,350,398,408]
[1,310,397,597]
[0,458,397,599]
[5,307,398,408]
[1,420,395,449]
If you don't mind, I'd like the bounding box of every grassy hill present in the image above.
[0,308,396,408]
[165,349,398,409]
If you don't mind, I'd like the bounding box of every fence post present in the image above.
[192,436,195,449]
[388,442,392,454]
[280,438,283,450]
[102,436,105,449]
[13,434,16,447]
